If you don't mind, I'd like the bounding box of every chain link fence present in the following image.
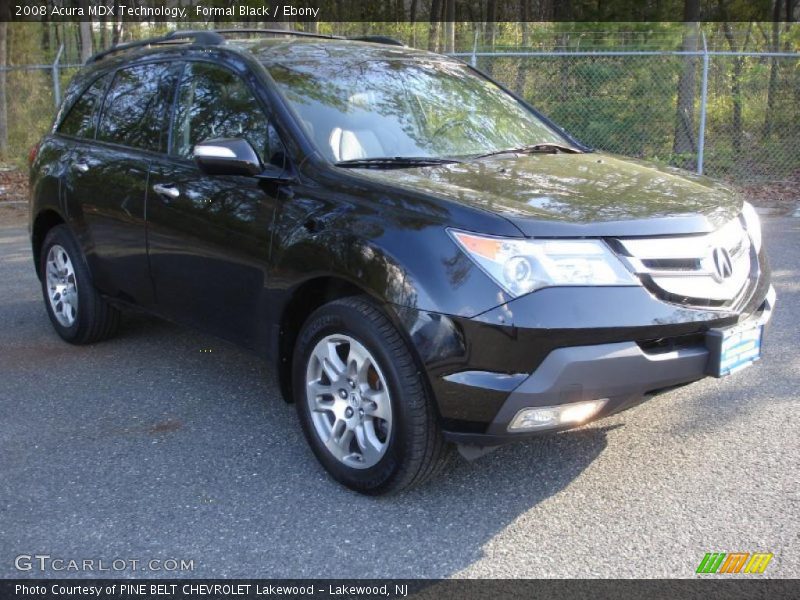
[2,43,799,185]
[0,55,82,172]
[457,47,800,183]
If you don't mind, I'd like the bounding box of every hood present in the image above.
[351,152,743,237]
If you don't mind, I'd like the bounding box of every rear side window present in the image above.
[171,62,269,160]
[97,63,176,152]
[58,73,111,138]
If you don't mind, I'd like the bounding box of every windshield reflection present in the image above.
[263,49,566,163]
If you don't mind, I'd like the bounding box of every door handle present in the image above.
[152,183,180,201]
[72,162,89,173]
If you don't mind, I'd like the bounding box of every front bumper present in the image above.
[441,285,775,446]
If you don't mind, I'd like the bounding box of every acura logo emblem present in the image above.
[711,247,733,281]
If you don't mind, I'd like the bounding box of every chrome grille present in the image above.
[614,217,754,307]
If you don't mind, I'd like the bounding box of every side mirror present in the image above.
[193,138,262,177]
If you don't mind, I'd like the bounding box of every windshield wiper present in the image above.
[472,143,581,160]
[335,156,462,169]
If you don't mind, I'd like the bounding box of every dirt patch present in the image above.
[0,166,28,203]
[0,202,28,227]
[1,164,30,228]
[734,171,800,216]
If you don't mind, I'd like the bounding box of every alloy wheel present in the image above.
[305,334,393,469]
[45,244,79,328]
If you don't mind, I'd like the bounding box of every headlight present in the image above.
[449,229,639,298]
[740,201,762,253]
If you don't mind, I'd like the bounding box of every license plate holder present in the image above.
[706,322,763,378]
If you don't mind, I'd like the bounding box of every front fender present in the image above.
[273,221,504,318]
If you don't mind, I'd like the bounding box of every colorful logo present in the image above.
[697,552,773,574]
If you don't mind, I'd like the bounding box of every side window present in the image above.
[171,62,275,162]
[97,63,176,152]
[58,73,112,138]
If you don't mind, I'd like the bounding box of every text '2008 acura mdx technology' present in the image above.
[29,30,775,494]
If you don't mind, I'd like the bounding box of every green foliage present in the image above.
[1,21,798,182]
[4,24,56,166]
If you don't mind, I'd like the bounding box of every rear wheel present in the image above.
[39,225,120,344]
[293,296,451,494]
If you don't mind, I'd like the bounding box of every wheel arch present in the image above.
[277,275,382,403]
[31,208,67,279]
[270,228,469,422]
[274,275,435,412]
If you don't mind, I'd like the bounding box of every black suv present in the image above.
[29,30,774,494]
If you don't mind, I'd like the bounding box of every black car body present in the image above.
[29,31,774,493]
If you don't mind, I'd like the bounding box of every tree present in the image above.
[41,11,50,53]
[672,0,700,167]
[762,0,785,139]
[428,0,442,51]
[79,0,93,62]
[722,21,752,154]
[484,0,497,76]
[112,0,123,45]
[0,21,7,158]
[409,0,419,46]
[100,10,108,51]
[514,2,531,94]
[444,0,455,53]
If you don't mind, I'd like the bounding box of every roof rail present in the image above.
[212,29,405,46]
[212,28,344,41]
[348,35,405,47]
[85,28,408,65]
[86,30,225,64]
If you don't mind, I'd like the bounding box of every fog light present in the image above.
[507,399,608,432]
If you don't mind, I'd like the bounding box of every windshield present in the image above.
[265,57,569,163]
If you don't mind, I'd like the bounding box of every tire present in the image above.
[39,225,120,345]
[293,296,451,495]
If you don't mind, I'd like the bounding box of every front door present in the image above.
[146,61,287,347]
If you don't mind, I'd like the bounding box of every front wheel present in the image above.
[293,296,451,494]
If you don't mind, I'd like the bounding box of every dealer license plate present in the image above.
[706,323,763,378]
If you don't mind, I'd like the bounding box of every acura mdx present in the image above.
[29,30,774,494]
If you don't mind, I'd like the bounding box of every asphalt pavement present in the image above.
[0,214,798,579]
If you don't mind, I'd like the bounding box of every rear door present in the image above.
[64,62,179,306]
[146,61,287,347]
[52,70,112,230]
